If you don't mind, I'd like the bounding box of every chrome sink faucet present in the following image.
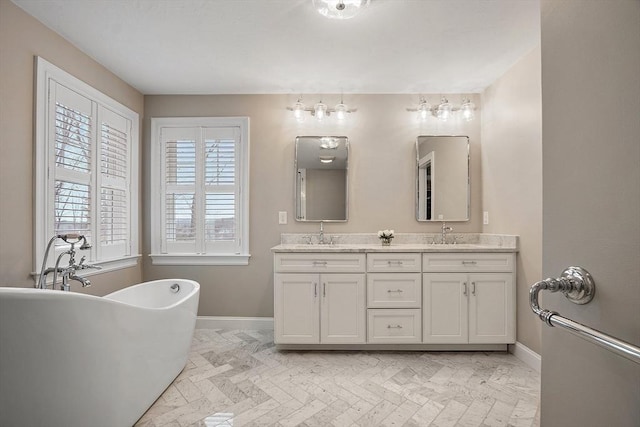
[319,221,325,244]
[441,222,453,244]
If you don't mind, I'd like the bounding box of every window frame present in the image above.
[149,117,250,266]
[34,57,140,279]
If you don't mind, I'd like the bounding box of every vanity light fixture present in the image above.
[288,97,356,122]
[313,0,370,20]
[408,96,476,122]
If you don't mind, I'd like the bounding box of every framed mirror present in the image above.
[416,135,469,221]
[295,136,349,222]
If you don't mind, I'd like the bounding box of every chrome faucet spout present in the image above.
[441,222,453,244]
[68,274,91,288]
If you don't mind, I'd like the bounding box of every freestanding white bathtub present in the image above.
[0,279,200,427]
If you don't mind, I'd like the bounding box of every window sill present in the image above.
[149,254,251,266]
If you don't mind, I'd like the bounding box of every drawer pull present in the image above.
[312,260,328,266]
[387,260,404,266]
[463,282,468,295]
[387,289,404,293]
[387,324,403,329]
[471,281,476,295]
[461,260,478,265]
[314,283,318,297]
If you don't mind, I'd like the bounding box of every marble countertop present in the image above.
[271,233,518,253]
[271,243,517,253]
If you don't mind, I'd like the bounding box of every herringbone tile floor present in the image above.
[135,329,540,427]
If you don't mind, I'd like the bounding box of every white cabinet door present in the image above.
[423,273,469,343]
[274,273,319,344]
[468,273,515,344]
[321,274,366,344]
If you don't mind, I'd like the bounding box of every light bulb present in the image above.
[460,99,475,121]
[293,101,305,123]
[418,100,431,121]
[334,103,348,121]
[314,102,327,121]
[436,98,452,122]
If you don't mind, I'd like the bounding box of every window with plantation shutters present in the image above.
[35,57,139,277]
[151,117,250,265]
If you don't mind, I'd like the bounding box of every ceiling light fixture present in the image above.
[312,0,370,20]
[319,156,336,163]
[408,96,477,122]
[288,96,356,122]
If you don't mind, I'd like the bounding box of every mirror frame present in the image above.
[415,135,470,222]
[295,136,349,222]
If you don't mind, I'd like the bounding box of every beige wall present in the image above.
[143,94,482,316]
[481,47,543,353]
[0,1,144,292]
[541,1,640,425]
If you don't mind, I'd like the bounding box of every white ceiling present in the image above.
[13,0,540,95]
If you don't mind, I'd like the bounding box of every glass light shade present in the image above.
[313,0,370,20]
[314,102,327,121]
[418,101,431,121]
[293,101,306,123]
[460,99,475,121]
[334,103,348,121]
[436,99,452,122]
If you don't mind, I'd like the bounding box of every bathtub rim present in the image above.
[0,278,200,311]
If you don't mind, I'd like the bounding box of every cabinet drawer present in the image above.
[367,253,421,272]
[367,273,422,308]
[274,253,366,273]
[367,309,422,343]
[422,253,514,272]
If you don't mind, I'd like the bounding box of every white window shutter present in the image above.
[51,83,93,245]
[161,127,199,254]
[204,127,241,253]
[98,106,131,260]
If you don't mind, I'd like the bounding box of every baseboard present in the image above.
[196,316,274,330]
[509,341,541,372]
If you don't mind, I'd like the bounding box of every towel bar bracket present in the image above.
[530,266,640,364]
[529,266,595,326]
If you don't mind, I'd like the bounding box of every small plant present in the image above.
[378,229,394,245]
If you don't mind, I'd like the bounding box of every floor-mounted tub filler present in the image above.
[0,279,200,427]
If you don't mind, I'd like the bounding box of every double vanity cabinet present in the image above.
[273,235,517,350]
